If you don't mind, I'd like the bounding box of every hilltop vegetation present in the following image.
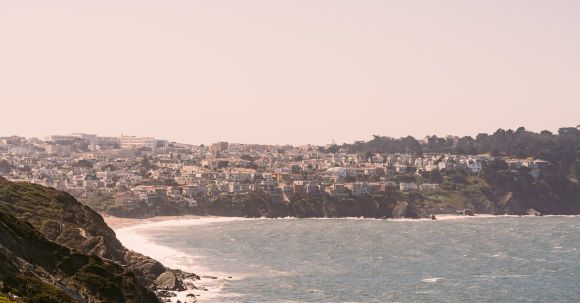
[334,127,580,176]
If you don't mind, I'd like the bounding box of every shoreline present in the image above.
[102,213,555,230]
[102,214,203,229]
[108,215,247,303]
[103,214,574,302]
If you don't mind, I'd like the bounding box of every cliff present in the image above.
[0,208,159,302]
[196,191,418,218]
[0,177,197,301]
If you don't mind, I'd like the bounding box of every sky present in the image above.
[1,0,579,145]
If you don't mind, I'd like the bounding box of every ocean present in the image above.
[116,216,580,302]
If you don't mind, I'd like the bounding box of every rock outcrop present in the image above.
[0,208,160,302]
[201,191,399,219]
[0,177,195,300]
[392,201,419,218]
[155,272,186,291]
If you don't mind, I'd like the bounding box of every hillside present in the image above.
[0,208,159,302]
[0,177,198,301]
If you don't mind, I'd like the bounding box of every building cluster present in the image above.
[0,134,550,210]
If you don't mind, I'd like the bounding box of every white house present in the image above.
[399,182,418,191]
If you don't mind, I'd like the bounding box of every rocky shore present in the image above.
[109,216,248,303]
[0,177,208,302]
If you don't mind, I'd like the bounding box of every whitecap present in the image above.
[421,278,443,283]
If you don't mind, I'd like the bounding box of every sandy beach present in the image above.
[102,214,203,229]
[102,213,501,230]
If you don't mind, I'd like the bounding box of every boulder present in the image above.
[526,208,542,216]
[124,250,166,287]
[185,293,197,303]
[155,271,186,291]
[157,290,176,297]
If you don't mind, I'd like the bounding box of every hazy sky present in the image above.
[1,1,579,145]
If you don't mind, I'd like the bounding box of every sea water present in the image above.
[119,216,580,302]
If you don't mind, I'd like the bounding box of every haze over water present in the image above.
[126,216,580,302]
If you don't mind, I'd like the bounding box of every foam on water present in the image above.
[117,216,580,302]
[115,217,248,302]
[421,278,444,283]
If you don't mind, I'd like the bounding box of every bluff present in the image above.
[0,177,197,301]
[196,191,419,218]
[0,207,159,302]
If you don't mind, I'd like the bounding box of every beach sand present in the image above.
[102,214,202,229]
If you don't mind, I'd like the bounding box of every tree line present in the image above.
[322,126,580,178]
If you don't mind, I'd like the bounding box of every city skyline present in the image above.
[3,125,580,147]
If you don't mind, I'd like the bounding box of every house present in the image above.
[395,164,408,174]
[292,181,308,196]
[325,183,349,197]
[399,182,418,191]
[506,159,523,170]
[326,167,348,178]
[465,157,483,173]
[438,161,455,171]
[383,181,398,190]
[345,182,370,197]
[419,183,439,191]
[368,182,384,194]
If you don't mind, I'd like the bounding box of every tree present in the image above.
[0,160,13,173]
[73,160,93,169]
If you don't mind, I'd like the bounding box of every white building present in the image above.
[327,167,348,178]
[419,183,440,191]
[465,157,483,173]
[399,182,418,191]
[120,136,157,149]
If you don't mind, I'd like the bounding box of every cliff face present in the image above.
[0,177,126,261]
[0,177,195,301]
[199,191,404,219]
[0,209,159,302]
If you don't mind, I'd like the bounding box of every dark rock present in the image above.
[157,290,177,297]
[392,201,419,218]
[0,179,161,303]
[185,293,197,303]
[124,250,166,287]
[184,281,197,290]
[155,272,186,291]
[173,268,201,280]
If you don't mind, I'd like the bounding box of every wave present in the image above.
[421,277,443,283]
[115,218,247,302]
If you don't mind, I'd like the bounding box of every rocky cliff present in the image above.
[199,191,409,218]
[0,208,159,302]
[0,177,197,301]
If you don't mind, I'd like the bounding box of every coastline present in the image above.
[105,215,247,303]
[102,213,501,230]
[102,214,203,229]
[102,213,565,302]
